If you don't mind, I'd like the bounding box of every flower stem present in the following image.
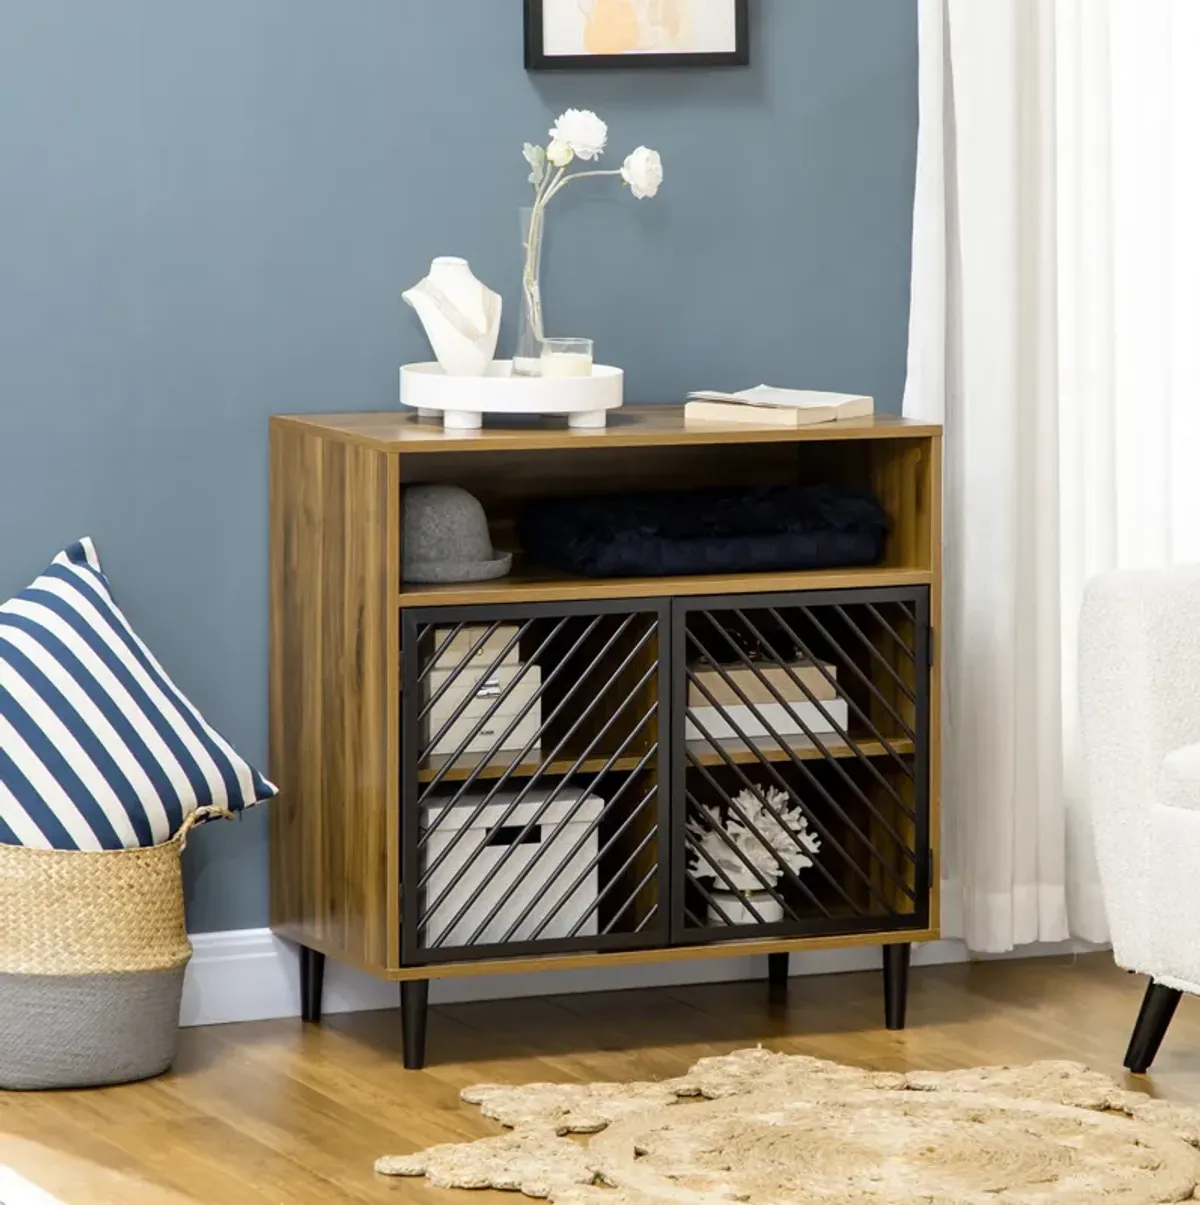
[522,164,620,347]
[543,168,624,203]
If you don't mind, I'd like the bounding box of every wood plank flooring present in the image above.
[2,954,1198,1203]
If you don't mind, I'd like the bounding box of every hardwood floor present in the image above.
[3,954,1199,1203]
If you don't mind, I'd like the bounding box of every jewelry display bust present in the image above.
[403,257,501,377]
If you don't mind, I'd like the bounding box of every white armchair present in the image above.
[1081,565,1200,1072]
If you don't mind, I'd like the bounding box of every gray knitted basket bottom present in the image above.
[0,967,185,1090]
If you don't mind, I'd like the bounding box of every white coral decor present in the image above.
[689,787,821,894]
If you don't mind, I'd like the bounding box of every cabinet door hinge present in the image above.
[927,627,936,668]
[927,848,936,888]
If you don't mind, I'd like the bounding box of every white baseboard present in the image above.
[179,928,1106,1029]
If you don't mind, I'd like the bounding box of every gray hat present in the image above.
[402,484,512,584]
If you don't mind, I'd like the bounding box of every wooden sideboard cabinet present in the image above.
[268,407,942,1068]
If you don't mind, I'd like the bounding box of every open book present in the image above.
[685,386,875,427]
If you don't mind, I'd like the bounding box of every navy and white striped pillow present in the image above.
[0,539,276,849]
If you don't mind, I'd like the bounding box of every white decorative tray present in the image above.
[400,361,624,430]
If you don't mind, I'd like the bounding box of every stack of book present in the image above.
[684,660,845,743]
[684,386,875,428]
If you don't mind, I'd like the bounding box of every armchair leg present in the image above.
[1125,980,1183,1073]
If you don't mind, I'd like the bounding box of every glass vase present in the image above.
[515,206,546,376]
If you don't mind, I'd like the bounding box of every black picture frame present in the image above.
[525,0,749,71]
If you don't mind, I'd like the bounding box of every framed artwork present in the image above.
[525,0,750,71]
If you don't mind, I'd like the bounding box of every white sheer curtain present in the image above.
[906,0,1200,952]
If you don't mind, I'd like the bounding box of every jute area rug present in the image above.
[377,1047,1200,1203]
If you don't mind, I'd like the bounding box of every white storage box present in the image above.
[423,665,542,757]
[432,625,522,668]
[685,699,850,742]
[423,787,603,947]
[422,625,542,760]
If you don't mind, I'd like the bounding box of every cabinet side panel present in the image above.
[870,437,933,571]
[927,434,943,931]
[269,422,396,971]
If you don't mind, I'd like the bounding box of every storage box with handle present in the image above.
[421,787,602,948]
[0,806,231,1091]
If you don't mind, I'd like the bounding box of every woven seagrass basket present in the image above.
[0,806,230,1091]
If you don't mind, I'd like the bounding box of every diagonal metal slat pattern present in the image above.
[520,780,658,944]
[684,735,869,918]
[687,625,918,852]
[417,614,599,807]
[765,607,917,772]
[684,631,914,905]
[687,792,798,922]
[443,696,659,946]
[419,621,655,896]
[422,649,654,936]
[728,608,917,823]
[403,603,668,965]
[678,593,927,940]
[401,587,931,965]
[416,612,626,868]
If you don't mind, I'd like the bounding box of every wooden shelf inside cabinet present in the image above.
[268,406,942,1068]
[399,562,933,609]
[418,749,648,784]
[685,734,916,768]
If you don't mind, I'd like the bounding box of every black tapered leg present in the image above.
[883,943,911,1030]
[402,979,430,1070]
[768,952,790,991]
[299,946,325,1024]
[1125,980,1183,1073]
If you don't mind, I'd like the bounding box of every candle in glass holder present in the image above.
[540,337,594,379]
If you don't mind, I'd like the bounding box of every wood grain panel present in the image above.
[400,566,934,609]
[280,927,940,982]
[416,749,647,784]
[867,438,933,571]
[686,735,916,767]
[926,434,944,929]
[268,419,398,972]
[275,407,942,453]
[268,411,942,988]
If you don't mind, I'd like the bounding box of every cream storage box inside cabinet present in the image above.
[422,787,603,947]
[420,625,541,759]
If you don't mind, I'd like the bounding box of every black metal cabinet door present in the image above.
[669,588,932,945]
[401,599,671,966]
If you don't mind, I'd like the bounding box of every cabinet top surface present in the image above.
[272,407,942,455]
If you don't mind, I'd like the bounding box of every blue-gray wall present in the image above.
[0,1,917,932]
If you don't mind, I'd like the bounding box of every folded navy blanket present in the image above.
[518,484,890,579]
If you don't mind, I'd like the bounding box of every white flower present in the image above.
[621,146,663,199]
[523,142,547,186]
[548,108,608,162]
[546,139,574,168]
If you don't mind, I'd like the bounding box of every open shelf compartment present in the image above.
[400,599,669,965]
[671,587,931,944]
[396,433,938,608]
